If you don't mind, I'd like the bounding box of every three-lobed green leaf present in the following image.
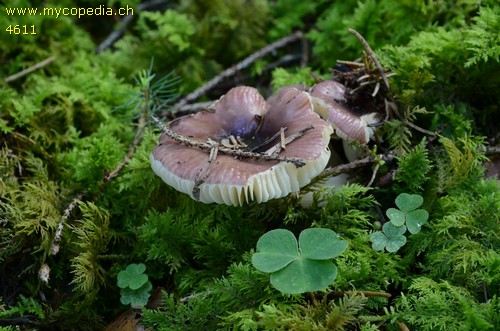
[370,222,407,253]
[117,263,149,290]
[299,228,348,260]
[252,228,347,294]
[252,229,299,273]
[120,281,153,308]
[270,259,337,294]
[395,193,423,212]
[386,193,429,234]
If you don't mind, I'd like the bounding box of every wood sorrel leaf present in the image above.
[406,209,429,234]
[370,223,407,253]
[120,281,152,308]
[252,228,346,293]
[299,228,348,260]
[117,263,148,290]
[370,231,388,251]
[395,193,423,212]
[386,208,407,226]
[252,229,299,273]
[382,222,407,252]
[270,258,337,294]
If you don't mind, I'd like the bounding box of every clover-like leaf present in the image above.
[252,228,347,294]
[270,258,337,294]
[370,222,407,253]
[252,229,299,273]
[117,263,149,290]
[406,209,429,234]
[394,193,423,212]
[299,228,348,260]
[370,231,388,251]
[120,281,153,308]
[386,208,406,227]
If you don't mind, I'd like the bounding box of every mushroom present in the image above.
[150,86,333,206]
[310,80,381,145]
[309,80,382,161]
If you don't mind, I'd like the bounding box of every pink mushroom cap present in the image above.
[150,86,332,206]
[310,80,380,144]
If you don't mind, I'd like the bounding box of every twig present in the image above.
[385,97,436,136]
[104,113,147,182]
[151,115,306,167]
[250,127,288,152]
[51,194,83,255]
[300,34,309,67]
[331,290,392,298]
[173,31,304,108]
[348,28,390,91]
[170,101,216,116]
[11,132,51,160]
[405,120,437,136]
[5,56,55,83]
[397,321,411,331]
[316,152,396,183]
[366,162,380,187]
[265,125,315,156]
[96,0,169,53]
[193,143,219,200]
[484,145,500,156]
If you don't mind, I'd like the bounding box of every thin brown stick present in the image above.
[315,152,396,183]
[385,98,436,136]
[51,194,83,255]
[193,143,219,200]
[5,56,55,83]
[11,132,51,160]
[265,125,315,156]
[331,290,392,298]
[96,0,170,53]
[173,31,304,108]
[397,321,411,331]
[348,28,390,91]
[104,113,147,182]
[249,127,288,152]
[151,115,306,167]
[366,162,380,187]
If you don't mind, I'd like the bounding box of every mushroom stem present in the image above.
[151,115,307,167]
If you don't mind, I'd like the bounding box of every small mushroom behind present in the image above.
[150,86,333,206]
[310,80,382,161]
